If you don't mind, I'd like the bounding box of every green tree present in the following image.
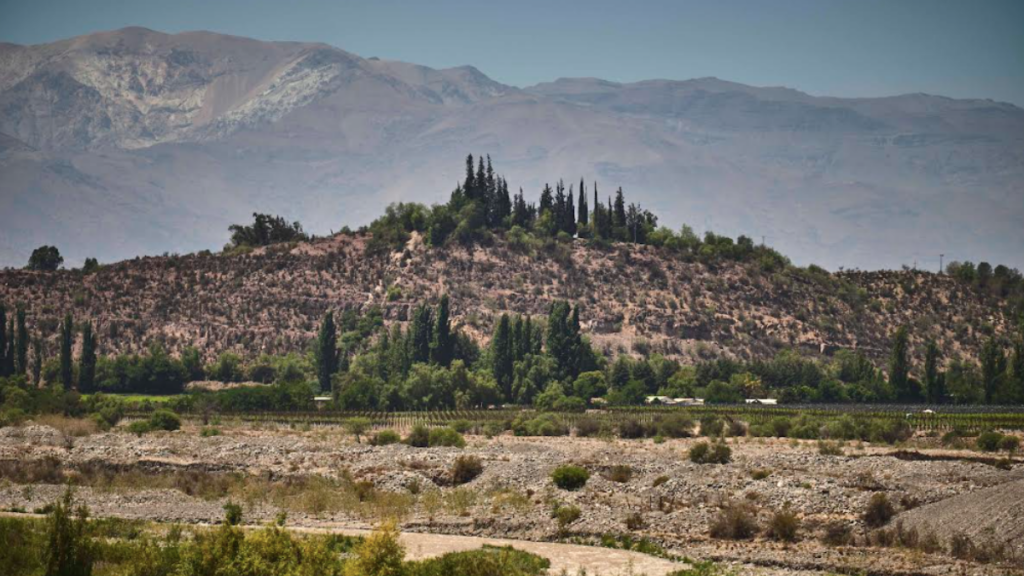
[32,336,43,384]
[316,312,338,393]
[409,305,433,364]
[0,304,8,377]
[78,322,96,393]
[546,301,582,381]
[28,245,64,271]
[491,314,513,400]
[577,178,589,237]
[888,326,915,401]
[60,313,74,390]
[3,316,13,376]
[923,340,944,404]
[1012,331,1024,402]
[15,306,28,374]
[43,488,93,576]
[980,336,1005,404]
[430,294,453,367]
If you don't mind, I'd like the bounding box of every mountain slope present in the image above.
[1,27,1022,271]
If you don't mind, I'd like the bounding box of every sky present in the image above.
[1,0,1023,106]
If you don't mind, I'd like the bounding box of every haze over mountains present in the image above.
[1,27,1022,270]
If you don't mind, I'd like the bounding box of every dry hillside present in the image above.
[0,233,1014,367]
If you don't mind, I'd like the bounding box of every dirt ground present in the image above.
[1,422,1022,575]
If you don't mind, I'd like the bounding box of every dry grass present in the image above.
[32,415,98,437]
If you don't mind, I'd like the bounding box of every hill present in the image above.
[1,27,1022,270]
[0,230,1015,372]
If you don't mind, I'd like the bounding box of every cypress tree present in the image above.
[0,304,7,377]
[463,154,476,200]
[924,340,943,404]
[522,316,534,357]
[888,325,911,401]
[60,313,73,390]
[79,321,96,393]
[577,180,589,237]
[1012,331,1024,402]
[475,157,487,205]
[491,314,513,400]
[410,304,433,364]
[316,311,338,393]
[511,315,524,362]
[3,317,13,377]
[613,188,627,230]
[980,336,1004,404]
[31,337,42,385]
[430,295,453,367]
[565,186,576,236]
[15,306,28,375]
[539,184,553,216]
[546,301,580,380]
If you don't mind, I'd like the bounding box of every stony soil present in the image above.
[1,233,1013,369]
[1,423,1022,575]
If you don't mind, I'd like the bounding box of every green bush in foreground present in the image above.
[371,430,401,446]
[551,465,589,491]
[427,427,466,448]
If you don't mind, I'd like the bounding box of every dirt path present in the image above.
[319,526,687,575]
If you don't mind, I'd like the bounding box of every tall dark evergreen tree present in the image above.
[888,326,912,401]
[316,312,338,393]
[577,180,589,237]
[410,304,433,364]
[15,306,28,375]
[1012,331,1024,402]
[495,177,512,226]
[924,340,944,404]
[79,321,97,393]
[511,315,524,361]
[0,304,7,377]
[59,313,73,390]
[613,187,627,231]
[512,188,530,228]
[430,295,453,367]
[31,337,42,385]
[2,316,12,377]
[546,301,582,381]
[491,314,514,400]
[539,184,554,216]
[565,186,576,236]
[980,336,1004,404]
[463,154,476,200]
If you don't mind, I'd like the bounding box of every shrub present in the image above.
[344,417,372,443]
[766,506,800,542]
[223,501,243,526]
[620,512,645,531]
[551,504,581,530]
[817,440,844,456]
[411,545,550,575]
[699,415,724,437]
[998,435,1020,454]
[750,468,772,480]
[709,502,759,540]
[405,424,430,447]
[976,431,1004,452]
[148,410,181,432]
[726,419,747,437]
[689,441,731,464]
[551,465,589,491]
[820,521,853,546]
[127,420,152,436]
[656,413,694,438]
[346,521,404,576]
[512,414,569,437]
[862,493,894,528]
[450,419,473,434]
[603,465,633,483]
[428,427,466,448]
[200,427,221,437]
[450,456,483,485]
[372,430,401,446]
[617,418,650,439]
[42,488,93,576]
[574,416,603,438]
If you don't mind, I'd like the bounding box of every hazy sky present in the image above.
[2,0,1023,105]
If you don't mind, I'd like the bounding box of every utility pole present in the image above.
[939,254,944,274]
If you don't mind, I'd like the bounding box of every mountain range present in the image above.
[1,27,1022,270]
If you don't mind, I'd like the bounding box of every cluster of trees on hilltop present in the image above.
[227,212,308,250]
[361,155,790,271]
[947,260,1024,323]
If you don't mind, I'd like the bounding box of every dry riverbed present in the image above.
[1,422,1022,575]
